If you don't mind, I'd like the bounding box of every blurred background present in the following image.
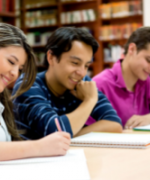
[2,0,149,78]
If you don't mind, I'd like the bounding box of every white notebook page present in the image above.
[0,149,90,180]
[133,124,150,130]
[71,132,150,145]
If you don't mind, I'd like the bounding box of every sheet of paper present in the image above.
[0,149,90,180]
[133,124,150,131]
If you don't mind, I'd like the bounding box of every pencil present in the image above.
[55,118,62,131]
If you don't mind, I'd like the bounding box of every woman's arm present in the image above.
[0,132,70,161]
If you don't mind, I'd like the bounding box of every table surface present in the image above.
[71,130,150,180]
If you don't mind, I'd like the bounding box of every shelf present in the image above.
[104,62,114,67]
[26,24,59,30]
[37,64,47,68]
[62,20,97,27]
[0,12,16,17]
[32,45,45,49]
[99,39,127,44]
[61,0,97,5]
[102,14,143,22]
[25,3,58,11]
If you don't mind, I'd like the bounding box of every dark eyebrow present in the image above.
[10,55,19,62]
[70,56,92,63]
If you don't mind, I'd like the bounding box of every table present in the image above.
[71,130,150,180]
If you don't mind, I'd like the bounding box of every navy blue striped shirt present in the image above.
[12,71,121,139]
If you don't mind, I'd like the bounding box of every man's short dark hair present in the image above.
[44,27,99,66]
[124,27,150,55]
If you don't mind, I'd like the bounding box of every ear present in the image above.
[128,43,137,55]
[47,50,55,66]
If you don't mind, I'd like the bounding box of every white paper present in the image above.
[0,149,90,180]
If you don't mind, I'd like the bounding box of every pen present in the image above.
[55,118,62,131]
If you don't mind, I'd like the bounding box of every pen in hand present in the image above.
[55,118,62,131]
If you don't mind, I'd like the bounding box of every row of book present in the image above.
[99,23,142,41]
[104,45,124,63]
[100,0,142,19]
[25,10,57,27]
[26,32,52,46]
[0,0,10,12]
[61,9,96,24]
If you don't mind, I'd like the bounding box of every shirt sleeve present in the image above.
[91,90,122,125]
[12,78,73,139]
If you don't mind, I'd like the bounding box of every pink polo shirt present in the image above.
[86,59,150,127]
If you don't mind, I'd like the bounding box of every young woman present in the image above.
[0,23,70,161]
[86,27,150,129]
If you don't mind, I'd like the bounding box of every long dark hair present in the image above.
[0,23,37,140]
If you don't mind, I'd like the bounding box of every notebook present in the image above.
[0,149,90,180]
[71,132,150,149]
[133,124,150,131]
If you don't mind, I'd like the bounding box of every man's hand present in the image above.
[125,114,150,129]
[70,81,98,103]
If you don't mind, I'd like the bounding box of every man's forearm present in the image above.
[66,98,96,136]
[74,120,123,137]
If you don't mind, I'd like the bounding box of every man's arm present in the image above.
[75,120,122,137]
[13,79,98,138]
[74,87,123,137]
[67,81,98,135]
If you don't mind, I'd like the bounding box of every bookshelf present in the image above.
[16,0,143,76]
[16,0,102,76]
[99,0,143,69]
[0,0,16,25]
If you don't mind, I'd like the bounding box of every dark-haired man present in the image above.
[13,27,122,139]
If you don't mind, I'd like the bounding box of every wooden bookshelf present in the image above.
[17,0,143,76]
[99,0,143,70]
[18,0,102,75]
[0,0,16,25]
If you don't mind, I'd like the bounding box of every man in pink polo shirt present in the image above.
[86,27,150,129]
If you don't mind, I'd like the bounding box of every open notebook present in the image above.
[133,124,150,131]
[0,149,90,180]
[71,132,150,149]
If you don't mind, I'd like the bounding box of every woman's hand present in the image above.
[35,132,71,157]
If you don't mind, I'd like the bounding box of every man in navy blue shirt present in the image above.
[13,27,122,139]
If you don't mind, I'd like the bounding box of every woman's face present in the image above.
[0,46,27,93]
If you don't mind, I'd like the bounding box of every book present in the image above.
[133,125,150,131]
[71,132,150,149]
[0,149,90,180]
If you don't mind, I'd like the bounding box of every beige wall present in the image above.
[143,0,150,26]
